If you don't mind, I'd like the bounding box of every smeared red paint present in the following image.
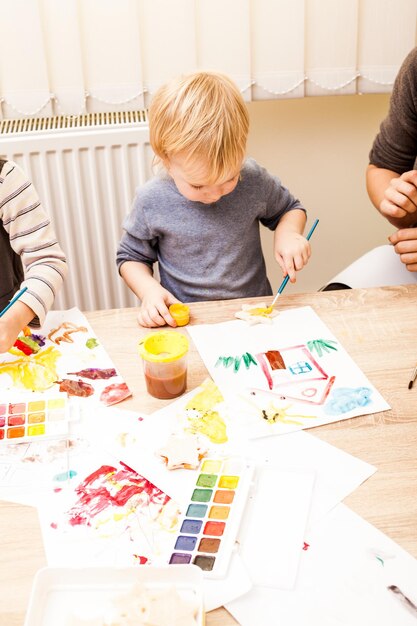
[256,353,273,389]
[13,338,35,355]
[67,462,170,527]
[50,522,58,529]
[302,542,310,551]
[321,376,335,403]
[53,487,63,493]
[59,378,94,397]
[134,555,149,564]
[100,382,132,406]
[67,368,117,380]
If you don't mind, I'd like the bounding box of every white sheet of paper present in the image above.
[242,430,376,527]
[226,504,417,626]
[204,552,252,612]
[238,467,315,589]
[0,436,72,506]
[188,306,390,438]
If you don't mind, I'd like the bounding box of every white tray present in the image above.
[24,565,205,625]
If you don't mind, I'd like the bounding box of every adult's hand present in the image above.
[389,226,417,272]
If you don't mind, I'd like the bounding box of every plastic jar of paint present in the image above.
[138,331,189,399]
[169,303,190,326]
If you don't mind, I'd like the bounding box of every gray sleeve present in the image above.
[258,166,306,230]
[116,194,158,271]
[369,47,417,173]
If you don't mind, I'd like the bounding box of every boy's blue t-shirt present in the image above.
[116,158,305,302]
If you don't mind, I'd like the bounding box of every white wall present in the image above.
[247,93,392,293]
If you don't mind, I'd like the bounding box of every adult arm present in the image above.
[366,48,417,271]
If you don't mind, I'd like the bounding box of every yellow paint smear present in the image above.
[186,410,227,444]
[185,378,223,412]
[247,307,273,317]
[184,379,227,443]
[0,345,61,391]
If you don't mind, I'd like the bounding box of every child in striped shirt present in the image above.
[0,159,67,352]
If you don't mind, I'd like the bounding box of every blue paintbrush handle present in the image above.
[0,286,28,318]
[277,274,290,295]
[305,218,319,242]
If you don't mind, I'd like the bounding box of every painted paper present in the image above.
[36,445,180,568]
[188,306,390,438]
[0,307,131,407]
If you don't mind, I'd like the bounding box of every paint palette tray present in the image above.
[0,392,70,443]
[24,565,204,626]
[169,457,254,578]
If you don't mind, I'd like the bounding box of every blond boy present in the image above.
[117,71,311,328]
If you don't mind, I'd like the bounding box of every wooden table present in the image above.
[1,285,417,626]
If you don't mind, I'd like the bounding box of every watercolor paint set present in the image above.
[168,457,254,578]
[0,393,70,443]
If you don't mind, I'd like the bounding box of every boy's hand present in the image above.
[274,230,311,283]
[389,227,417,272]
[0,301,34,353]
[137,284,180,328]
[0,321,18,353]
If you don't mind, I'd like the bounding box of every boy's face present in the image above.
[166,152,240,204]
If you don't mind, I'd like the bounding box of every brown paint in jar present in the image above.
[144,368,187,399]
[139,331,189,400]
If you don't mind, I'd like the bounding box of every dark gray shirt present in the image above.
[369,46,417,173]
[116,158,305,302]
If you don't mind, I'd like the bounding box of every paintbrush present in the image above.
[387,585,417,616]
[265,218,320,313]
[0,286,28,318]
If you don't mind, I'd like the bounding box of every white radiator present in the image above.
[0,112,153,311]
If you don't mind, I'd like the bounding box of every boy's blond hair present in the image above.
[149,71,249,184]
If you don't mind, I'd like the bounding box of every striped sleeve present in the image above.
[0,161,67,325]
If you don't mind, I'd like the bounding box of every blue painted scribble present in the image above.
[289,361,312,375]
[53,470,77,481]
[324,387,372,415]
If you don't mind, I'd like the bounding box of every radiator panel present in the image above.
[1,121,153,311]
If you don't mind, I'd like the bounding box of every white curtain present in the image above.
[0,0,416,118]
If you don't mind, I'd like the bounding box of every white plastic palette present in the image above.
[24,566,204,626]
[0,392,70,443]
